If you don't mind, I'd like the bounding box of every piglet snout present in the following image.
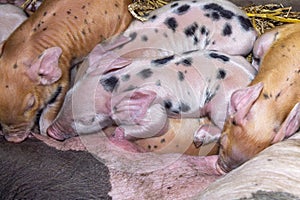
[4,131,30,143]
[47,122,72,141]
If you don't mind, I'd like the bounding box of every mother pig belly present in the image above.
[114,0,256,59]
[111,50,256,121]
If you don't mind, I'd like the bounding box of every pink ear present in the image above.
[272,102,300,144]
[87,36,131,75]
[113,90,157,124]
[229,82,264,125]
[0,41,4,56]
[27,47,63,85]
[87,51,131,75]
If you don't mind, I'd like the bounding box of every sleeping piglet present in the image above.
[108,0,257,59]
[0,0,132,143]
[217,23,300,173]
[46,44,256,143]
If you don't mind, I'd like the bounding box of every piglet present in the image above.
[47,44,256,144]
[217,23,300,173]
[0,0,132,143]
[0,4,27,43]
[105,0,257,59]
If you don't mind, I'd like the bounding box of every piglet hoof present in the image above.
[33,133,87,151]
[110,127,147,153]
[194,124,221,148]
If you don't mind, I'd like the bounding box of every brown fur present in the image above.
[219,23,300,172]
[0,0,132,142]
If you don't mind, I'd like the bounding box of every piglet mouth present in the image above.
[216,157,231,174]
[4,131,31,143]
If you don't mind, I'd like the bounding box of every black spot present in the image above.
[148,145,151,150]
[184,22,199,37]
[237,15,253,31]
[13,63,18,69]
[154,145,158,149]
[223,23,232,36]
[5,85,8,88]
[164,17,178,32]
[150,15,157,21]
[43,11,47,16]
[164,100,173,109]
[176,57,193,66]
[52,12,56,16]
[141,35,148,42]
[67,10,71,15]
[178,71,185,81]
[209,52,230,62]
[155,80,161,86]
[170,2,179,8]
[203,3,235,19]
[152,55,174,66]
[161,138,166,143]
[129,32,137,41]
[100,76,119,92]
[201,26,207,35]
[47,86,62,105]
[42,27,48,31]
[137,68,153,79]
[217,69,226,79]
[175,4,190,15]
[179,102,191,112]
[121,74,130,82]
[211,12,220,20]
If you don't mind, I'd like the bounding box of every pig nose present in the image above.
[4,132,29,143]
[216,157,231,174]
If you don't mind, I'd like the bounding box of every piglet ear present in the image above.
[87,51,131,75]
[229,82,263,125]
[272,102,300,144]
[27,47,63,85]
[87,36,131,74]
[0,41,5,56]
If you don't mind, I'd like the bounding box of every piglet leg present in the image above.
[112,90,168,139]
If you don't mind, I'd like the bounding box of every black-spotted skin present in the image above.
[116,0,257,59]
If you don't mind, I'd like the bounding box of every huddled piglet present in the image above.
[0,4,27,43]
[217,23,300,173]
[105,0,257,59]
[0,0,132,143]
[46,45,256,146]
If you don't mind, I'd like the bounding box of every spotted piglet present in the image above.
[47,45,256,142]
[106,0,257,59]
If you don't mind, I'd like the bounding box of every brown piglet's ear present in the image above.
[272,102,300,144]
[228,82,263,125]
[26,47,63,85]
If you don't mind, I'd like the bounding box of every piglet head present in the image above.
[217,83,265,172]
[0,46,63,143]
[47,50,132,140]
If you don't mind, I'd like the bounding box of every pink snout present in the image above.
[4,131,30,143]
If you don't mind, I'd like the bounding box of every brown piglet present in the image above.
[0,0,132,143]
[217,23,300,173]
